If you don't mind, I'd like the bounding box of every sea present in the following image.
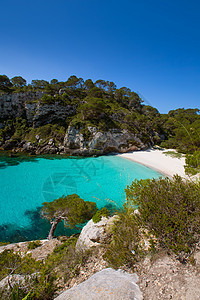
[0,154,162,243]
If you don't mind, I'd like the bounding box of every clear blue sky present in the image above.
[1,0,200,113]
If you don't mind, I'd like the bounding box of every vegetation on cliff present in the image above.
[0,74,199,172]
[1,176,200,299]
[104,176,200,268]
[0,237,92,299]
[0,75,200,298]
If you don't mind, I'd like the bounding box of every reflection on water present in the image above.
[0,151,82,169]
[0,153,39,169]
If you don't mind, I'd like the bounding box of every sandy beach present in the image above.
[118,148,188,178]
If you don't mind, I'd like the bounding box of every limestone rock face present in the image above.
[64,126,146,155]
[0,92,76,127]
[29,102,76,127]
[64,126,86,151]
[0,91,44,120]
[76,216,116,250]
[88,128,144,153]
[54,268,143,300]
[0,93,148,155]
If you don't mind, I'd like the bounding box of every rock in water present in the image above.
[55,268,143,300]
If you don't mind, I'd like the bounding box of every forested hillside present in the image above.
[0,74,199,171]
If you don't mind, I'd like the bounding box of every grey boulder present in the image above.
[54,268,143,300]
[76,216,116,250]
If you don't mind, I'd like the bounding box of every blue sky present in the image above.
[1,0,200,113]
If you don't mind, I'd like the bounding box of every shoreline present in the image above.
[1,148,188,178]
[118,148,189,179]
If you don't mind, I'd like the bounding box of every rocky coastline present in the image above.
[0,91,150,156]
[1,127,146,156]
[1,217,200,300]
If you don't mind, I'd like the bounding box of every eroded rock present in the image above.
[76,216,117,250]
[64,126,146,155]
[0,93,148,155]
[55,268,143,300]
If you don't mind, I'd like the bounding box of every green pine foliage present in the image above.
[92,207,110,223]
[160,108,200,154]
[103,209,143,268]
[185,150,200,175]
[1,75,200,158]
[41,194,97,228]
[125,176,200,259]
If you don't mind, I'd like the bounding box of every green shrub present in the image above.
[92,207,110,223]
[27,240,42,250]
[0,237,89,299]
[185,151,200,175]
[103,209,143,268]
[25,124,65,144]
[163,150,183,159]
[40,93,73,106]
[0,242,10,246]
[125,176,200,260]
[0,250,42,281]
[0,250,46,299]
[40,94,55,104]
[0,249,58,300]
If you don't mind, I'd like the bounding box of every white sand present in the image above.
[118,148,188,178]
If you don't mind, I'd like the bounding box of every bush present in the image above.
[92,207,110,223]
[0,237,91,299]
[185,151,200,175]
[163,150,183,159]
[27,240,42,250]
[0,242,10,246]
[0,250,42,281]
[125,176,200,260]
[40,94,55,104]
[45,237,91,283]
[103,209,143,268]
[25,124,65,144]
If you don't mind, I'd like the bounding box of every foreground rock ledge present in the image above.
[55,268,143,300]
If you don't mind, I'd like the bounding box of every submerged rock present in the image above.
[55,268,143,300]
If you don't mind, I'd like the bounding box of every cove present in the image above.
[0,155,161,243]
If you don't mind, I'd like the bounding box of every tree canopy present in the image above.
[11,76,26,88]
[0,75,12,92]
[125,176,200,260]
[41,194,97,239]
[0,74,199,163]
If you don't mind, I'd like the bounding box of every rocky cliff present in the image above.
[2,125,146,155]
[0,92,149,155]
[63,126,146,156]
[0,92,76,128]
[0,92,44,121]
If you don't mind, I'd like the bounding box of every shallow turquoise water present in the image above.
[0,155,161,242]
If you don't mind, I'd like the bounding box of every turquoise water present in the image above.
[0,155,161,242]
